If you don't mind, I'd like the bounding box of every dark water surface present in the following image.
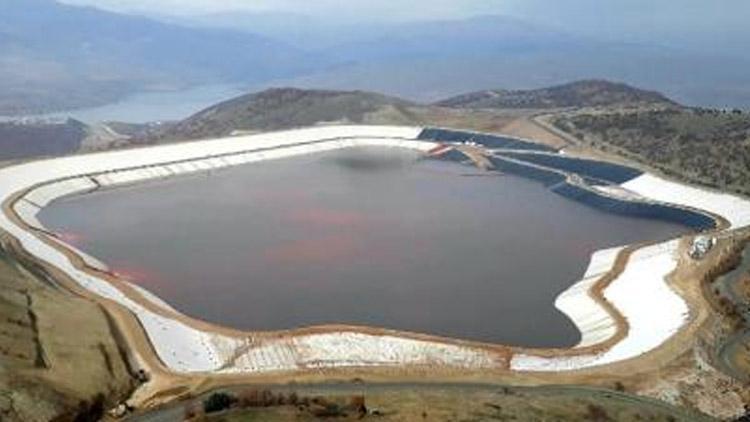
[39,147,687,347]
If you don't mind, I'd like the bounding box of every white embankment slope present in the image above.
[514,240,685,370]
[2,124,750,374]
[515,171,750,371]
[0,125,503,373]
[554,246,623,349]
[218,332,501,374]
[622,174,750,229]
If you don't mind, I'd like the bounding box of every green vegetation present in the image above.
[204,392,236,414]
[149,81,679,146]
[2,81,686,161]
[151,88,422,141]
[435,80,676,109]
[188,388,366,420]
[553,108,750,195]
[186,385,712,422]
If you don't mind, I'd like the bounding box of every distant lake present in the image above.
[39,147,687,347]
[0,84,246,124]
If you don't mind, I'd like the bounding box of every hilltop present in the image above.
[435,80,677,109]
[7,80,746,200]
[152,80,682,142]
[145,81,750,197]
[152,88,422,140]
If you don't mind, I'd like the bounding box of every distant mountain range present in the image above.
[190,13,750,108]
[2,1,750,115]
[0,0,318,115]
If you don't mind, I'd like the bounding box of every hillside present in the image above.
[148,82,750,198]
[435,80,677,109]
[553,108,750,195]
[3,5,750,112]
[0,118,87,161]
[152,81,680,143]
[153,88,422,140]
[0,0,316,115]
[0,242,134,421]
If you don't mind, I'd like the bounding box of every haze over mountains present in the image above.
[2,0,750,116]
[0,0,318,114]
[155,12,750,108]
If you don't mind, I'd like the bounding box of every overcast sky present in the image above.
[58,0,750,50]
[58,0,505,21]
[57,0,750,26]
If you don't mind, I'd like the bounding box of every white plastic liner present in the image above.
[3,125,749,374]
[220,332,500,374]
[512,240,684,371]
[24,178,98,208]
[1,126,504,374]
[555,246,623,348]
[622,174,750,229]
[13,200,44,230]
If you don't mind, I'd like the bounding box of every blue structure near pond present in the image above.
[418,128,557,152]
[552,182,716,231]
[501,152,642,184]
[489,155,566,186]
[423,127,717,232]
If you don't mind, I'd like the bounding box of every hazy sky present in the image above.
[60,0,750,32]
[507,0,750,36]
[58,0,750,54]
[58,0,750,27]
[58,0,505,21]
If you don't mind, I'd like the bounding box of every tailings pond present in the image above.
[39,147,688,347]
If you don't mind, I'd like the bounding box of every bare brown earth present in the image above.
[143,87,573,151]
[0,234,134,421]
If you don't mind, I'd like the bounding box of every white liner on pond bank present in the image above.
[554,246,623,349]
[513,240,685,371]
[1,125,750,374]
[622,174,750,229]
[0,126,505,373]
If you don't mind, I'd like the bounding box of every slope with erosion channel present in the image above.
[0,236,135,422]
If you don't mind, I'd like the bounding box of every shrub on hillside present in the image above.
[203,392,235,413]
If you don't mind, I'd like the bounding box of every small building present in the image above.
[689,235,715,259]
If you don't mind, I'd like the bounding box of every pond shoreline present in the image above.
[1,125,749,410]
